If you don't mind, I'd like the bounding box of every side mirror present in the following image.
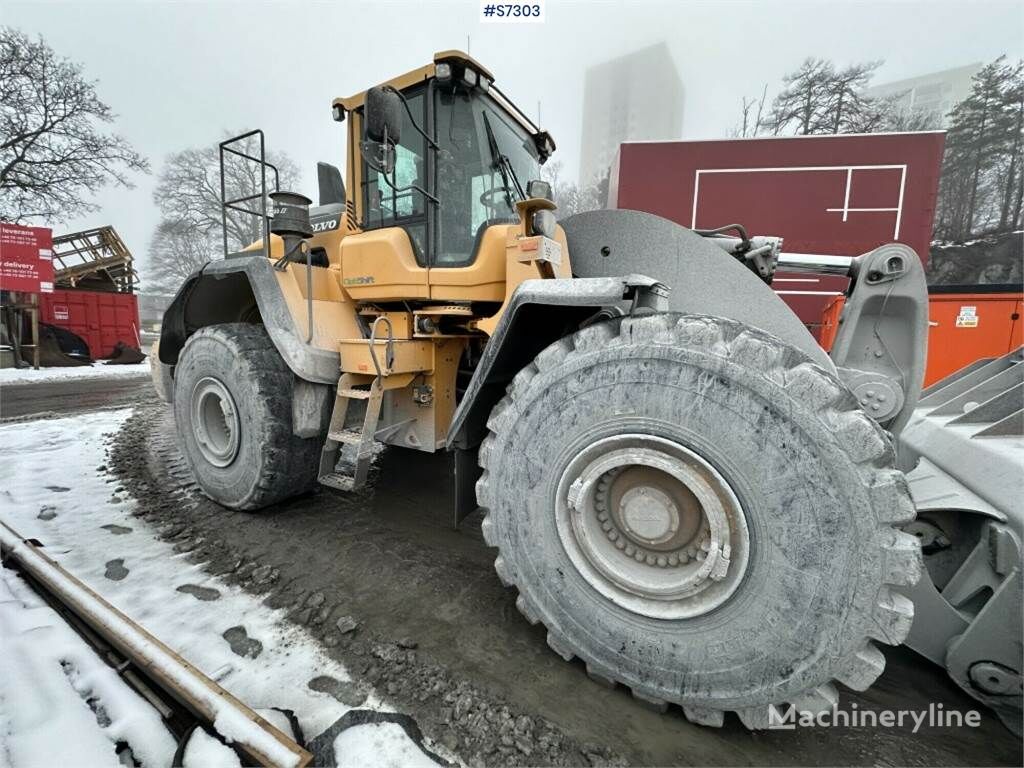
[365,86,403,144]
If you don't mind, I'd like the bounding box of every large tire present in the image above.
[150,341,174,404]
[476,313,922,728]
[173,323,323,510]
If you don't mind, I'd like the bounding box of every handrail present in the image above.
[218,130,281,260]
[368,316,395,383]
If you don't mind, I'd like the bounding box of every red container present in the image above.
[609,132,946,331]
[39,290,140,359]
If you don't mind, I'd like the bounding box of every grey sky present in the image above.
[4,0,1022,290]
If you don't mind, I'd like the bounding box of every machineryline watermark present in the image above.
[768,702,983,732]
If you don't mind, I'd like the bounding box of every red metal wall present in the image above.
[39,290,139,359]
[609,132,946,336]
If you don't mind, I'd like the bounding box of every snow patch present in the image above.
[182,729,242,768]
[0,567,177,768]
[0,362,151,387]
[0,409,403,765]
[333,722,442,768]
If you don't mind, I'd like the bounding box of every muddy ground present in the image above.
[85,386,1022,768]
[0,376,151,420]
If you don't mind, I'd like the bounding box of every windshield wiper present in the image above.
[482,111,525,203]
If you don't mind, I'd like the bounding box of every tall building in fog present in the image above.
[865,62,981,128]
[579,43,684,187]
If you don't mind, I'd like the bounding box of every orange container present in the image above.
[816,288,1023,386]
[923,290,1022,385]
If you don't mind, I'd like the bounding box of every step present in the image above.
[318,473,356,492]
[328,429,369,446]
[338,388,373,400]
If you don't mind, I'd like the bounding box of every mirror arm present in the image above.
[385,86,439,150]
[363,151,440,205]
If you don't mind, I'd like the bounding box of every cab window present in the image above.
[361,88,427,262]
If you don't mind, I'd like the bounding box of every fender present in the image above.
[446,274,668,452]
[560,209,835,369]
[158,255,340,385]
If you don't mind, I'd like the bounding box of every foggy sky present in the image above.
[5,0,1023,290]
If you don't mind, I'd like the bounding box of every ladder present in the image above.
[317,317,395,492]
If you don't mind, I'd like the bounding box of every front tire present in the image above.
[173,323,322,510]
[476,314,921,727]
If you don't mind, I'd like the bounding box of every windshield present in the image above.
[435,89,540,266]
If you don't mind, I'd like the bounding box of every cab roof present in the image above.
[332,51,493,112]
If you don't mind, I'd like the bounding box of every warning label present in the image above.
[955,306,979,328]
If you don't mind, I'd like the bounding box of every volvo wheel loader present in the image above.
[155,51,928,728]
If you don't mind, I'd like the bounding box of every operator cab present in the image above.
[332,51,556,269]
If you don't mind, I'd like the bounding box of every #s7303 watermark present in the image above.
[480,0,545,22]
[768,702,983,732]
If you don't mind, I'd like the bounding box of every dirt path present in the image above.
[0,377,152,420]
[108,398,1021,767]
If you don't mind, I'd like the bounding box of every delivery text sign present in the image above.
[0,223,54,293]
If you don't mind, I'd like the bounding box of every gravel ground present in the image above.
[106,394,1021,767]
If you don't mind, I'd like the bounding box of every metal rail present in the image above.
[219,130,280,260]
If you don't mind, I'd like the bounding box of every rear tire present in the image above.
[173,323,322,510]
[476,313,921,727]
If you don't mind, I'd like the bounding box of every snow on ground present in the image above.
[334,722,442,768]
[0,362,151,387]
[0,410,450,766]
[181,728,241,768]
[0,568,177,768]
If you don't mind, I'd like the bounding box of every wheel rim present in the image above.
[556,434,750,619]
[190,376,241,468]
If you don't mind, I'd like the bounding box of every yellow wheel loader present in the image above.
[155,51,929,728]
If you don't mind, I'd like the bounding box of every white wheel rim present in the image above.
[556,434,750,619]
[191,376,241,468]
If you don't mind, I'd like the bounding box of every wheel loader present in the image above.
[155,51,930,728]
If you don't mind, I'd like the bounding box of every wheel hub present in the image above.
[619,486,677,543]
[190,376,240,468]
[557,435,750,619]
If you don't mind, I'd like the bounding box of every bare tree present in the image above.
[753,58,904,137]
[540,161,604,218]
[732,83,769,138]
[145,219,214,293]
[146,135,300,293]
[759,58,835,135]
[0,27,148,222]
